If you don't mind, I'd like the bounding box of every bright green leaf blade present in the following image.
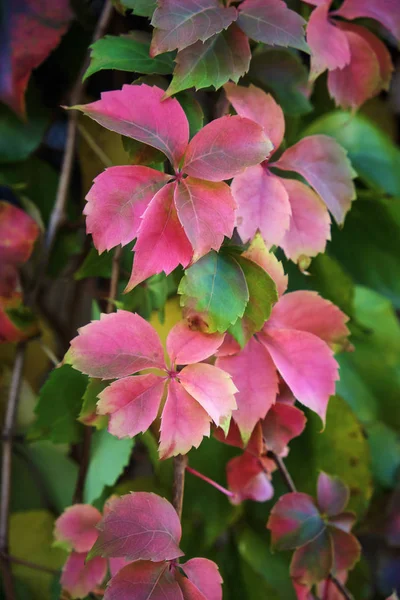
[84,34,175,80]
[117,0,156,17]
[229,255,278,347]
[29,365,88,444]
[166,24,251,97]
[304,111,400,197]
[178,250,249,334]
[83,428,135,504]
[79,379,108,429]
[176,91,204,138]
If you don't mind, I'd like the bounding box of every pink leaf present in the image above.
[317,571,349,600]
[174,177,236,261]
[159,379,212,459]
[258,328,339,424]
[97,374,165,439]
[214,420,264,456]
[84,166,169,253]
[216,337,279,444]
[91,492,183,561]
[178,558,223,600]
[227,453,274,504]
[214,334,242,358]
[61,553,107,599]
[335,0,400,42]
[183,115,273,181]
[306,2,350,81]
[224,83,285,150]
[317,472,350,517]
[127,183,193,290]
[327,27,381,110]
[329,527,361,572]
[66,311,165,379]
[262,403,306,455]
[290,529,333,585]
[0,202,39,266]
[150,0,237,55]
[167,320,225,366]
[274,134,356,224]
[178,363,237,432]
[266,290,350,347]
[109,557,130,577]
[104,561,183,600]
[268,492,325,550]
[54,504,102,553]
[277,177,331,262]
[328,512,356,533]
[237,0,309,52]
[73,84,189,168]
[242,234,288,297]
[231,166,291,246]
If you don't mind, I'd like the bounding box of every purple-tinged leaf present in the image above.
[329,526,361,572]
[268,492,325,550]
[335,0,400,42]
[227,453,274,504]
[317,472,350,517]
[104,561,183,600]
[262,403,306,455]
[178,558,223,600]
[61,553,107,599]
[54,504,102,553]
[290,529,333,585]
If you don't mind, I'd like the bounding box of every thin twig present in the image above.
[72,427,92,505]
[77,123,113,167]
[7,554,59,575]
[270,451,354,600]
[172,455,188,520]
[186,465,234,498]
[0,342,26,600]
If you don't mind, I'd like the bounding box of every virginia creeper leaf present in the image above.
[72,84,189,168]
[336,0,400,41]
[85,166,169,253]
[66,310,165,379]
[84,34,175,80]
[262,403,307,456]
[104,561,183,600]
[0,201,39,265]
[90,492,183,561]
[329,527,361,572]
[268,492,325,551]
[78,379,108,429]
[178,558,223,600]
[54,505,102,553]
[166,320,225,366]
[274,134,356,224]
[150,0,237,55]
[237,0,309,52]
[174,177,236,261]
[183,115,272,181]
[127,183,193,290]
[227,453,274,504]
[317,472,350,517]
[166,24,251,97]
[217,337,279,443]
[243,234,288,297]
[178,251,249,334]
[290,530,333,585]
[61,553,107,600]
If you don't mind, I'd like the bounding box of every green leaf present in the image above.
[248,49,312,116]
[83,428,134,503]
[5,305,38,332]
[75,246,113,280]
[178,250,249,333]
[304,111,400,197]
[9,511,66,600]
[236,528,296,600]
[0,84,49,164]
[166,24,250,97]
[286,396,372,517]
[79,379,108,429]
[229,255,278,347]
[117,0,156,17]
[122,272,169,320]
[30,365,88,444]
[84,34,175,80]
[176,91,204,139]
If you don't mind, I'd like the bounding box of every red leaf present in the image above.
[66,310,165,379]
[329,526,361,572]
[61,552,107,600]
[274,135,356,224]
[0,0,72,116]
[150,0,237,55]
[261,403,306,455]
[84,166,169,253]
[216,337,279,444]
[268,492,325,550]
[178,558,223,600]
[174,177,236,261]
[227,453,274,504]
[317,472,350,517]
[183,115,272,181]
[237,0,308,52]
[73,85,189,169]
[91,492,184,561]
[290,529,333,585]
[0,202,39,265]
[104,561,183,600]
[97,374,166,439]
[54,504,102,553]
[127,183,193,290]
[335,0,400,42]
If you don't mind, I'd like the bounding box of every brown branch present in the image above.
[0,342,27,600]
[270,451,354,600]
[6,554,59,575]
[172,455,188,520]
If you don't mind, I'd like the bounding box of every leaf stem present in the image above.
[7,554,59,575]
[172,455,188,520]
[186,465,234,498]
